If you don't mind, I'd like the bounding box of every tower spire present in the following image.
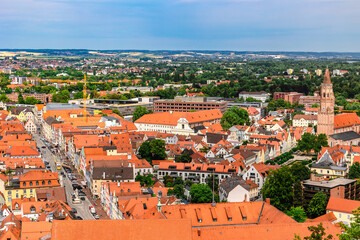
[323,68,331,84]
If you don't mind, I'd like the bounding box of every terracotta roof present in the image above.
[142,201,295,227]
[293,114,317,120]
[5,146,40,157]
[50,219,192,240]
[306,212,337,223]
[19,170,59,183]
[193,222,341,240]
[326,197,360,214]
[252,163,280,177]
[20,222,52,240]
[334,113,360,129]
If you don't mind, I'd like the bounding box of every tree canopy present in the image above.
[220,106,249,130]
[190,184,213,203]
[298,133,329,154]
[175,152,192,163]
[262,166,294,211]
[132,106,152,122]
[307,192,328,219]
[138,139,166,164]
[349,162,360,179]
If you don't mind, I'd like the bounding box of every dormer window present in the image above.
[36,181,39,186]
[30,206,36,213]
[42,180,45,185]
[48,180,51,185]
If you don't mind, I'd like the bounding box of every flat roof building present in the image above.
[154,96,228,113]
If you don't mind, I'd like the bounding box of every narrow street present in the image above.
[33,133,94,220]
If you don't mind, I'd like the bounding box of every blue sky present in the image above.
[1,0,360,51]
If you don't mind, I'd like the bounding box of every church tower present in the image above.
[317,69,334,136]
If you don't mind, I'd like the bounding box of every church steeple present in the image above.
[323,68,331,84]
[317,69,334,136]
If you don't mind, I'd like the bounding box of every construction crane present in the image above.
[83,73,87,123]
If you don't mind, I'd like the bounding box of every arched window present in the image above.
[29,182,33,186]
[48,180,51,185]
[36,181,39,186]
[14,203,19,210]
[42,180,45,185]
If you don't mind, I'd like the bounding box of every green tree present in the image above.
[190,184,213,203]
[287,206,307,222]
[307,192,328,219]
[349,162,360,179]
[133,106,151,122]
[339,207,360,240]
[262,166,294,211]
[175,152,192,163]
[293,181,304,207]
[312,103,319,108]
[24,97,40,105]
[150,139,166,160]
[135,174,145,186]
[206,174,219,192]
[0,94,10,103]
[18,93,25,104]
[174,177,184,186]
[138,141,151,161]
[290,163,311,182]
[52,90,70,103]
[294,223,333,240]
[184,180,193,188]
[315,134,329,153]
[221,106,249,130]
[112,109,123,118]
[298,133,317,154]
[172,184,185,199]
[163,175,174,187]
[199,146,209,153]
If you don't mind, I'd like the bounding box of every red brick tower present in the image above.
[317,69,334,136]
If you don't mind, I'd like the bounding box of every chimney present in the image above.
[117,182,120,187]
[265,198,270,204]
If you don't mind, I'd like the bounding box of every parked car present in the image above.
[71,208,78,214]
[94,214,99,220]
[78,191,86,197]
[89,206,95,214]
[76,216,83,220]
[80,196,85,201]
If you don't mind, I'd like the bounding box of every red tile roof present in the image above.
[50,219,192,240]
[334,113,360,129]
[326,197,360,214]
